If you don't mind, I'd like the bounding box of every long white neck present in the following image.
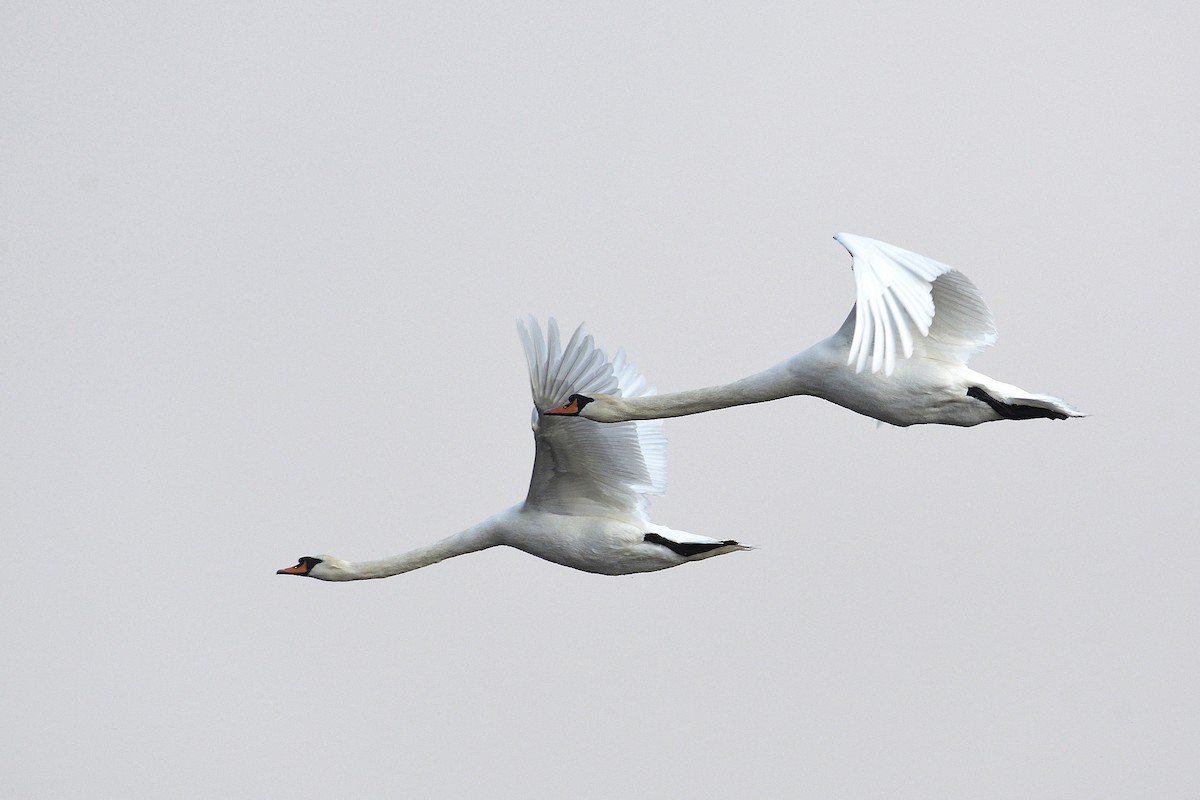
[602,358,810,421]
[328,522,500,581]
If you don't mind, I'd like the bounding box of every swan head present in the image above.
[276,555,350,580]
[543,393,621,422]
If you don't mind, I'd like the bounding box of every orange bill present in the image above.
[545,399,578,415]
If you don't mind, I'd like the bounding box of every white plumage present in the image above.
[546,233,1085,428]
[277,318,748,581]
[842,233,997,375]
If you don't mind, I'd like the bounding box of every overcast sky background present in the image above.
[3,2,1197,797]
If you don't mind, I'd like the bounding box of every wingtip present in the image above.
[833,231,868,255]
[517,314,566,330]
[516,314,540,336]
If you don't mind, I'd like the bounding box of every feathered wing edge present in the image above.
[609,346,667,496]
[517,316,615,411]
[517,317,667,515]
[835,232,998,374]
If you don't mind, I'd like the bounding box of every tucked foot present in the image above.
[643,532,741,557]
[966,386,1073,421]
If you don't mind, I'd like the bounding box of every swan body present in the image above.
[277,318,748,581]
[547,233,1085,428]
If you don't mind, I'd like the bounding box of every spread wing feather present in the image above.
[518,317,667,518]
[835,232,998,374]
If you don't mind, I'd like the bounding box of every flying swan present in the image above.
[545,233,1086,428]
[277,318,749,581]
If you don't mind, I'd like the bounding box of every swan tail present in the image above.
[965,386,1087,421]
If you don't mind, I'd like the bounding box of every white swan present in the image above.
[277,318,749,581]
[545,233,1086,428]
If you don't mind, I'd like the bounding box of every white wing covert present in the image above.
[835,232,998,374]
[517,317,667,518]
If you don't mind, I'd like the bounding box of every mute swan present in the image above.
[277,318,749,581]
[546,233,1086,428]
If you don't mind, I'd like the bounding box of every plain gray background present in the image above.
[3,2,1196,797]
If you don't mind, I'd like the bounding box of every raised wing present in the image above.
[517,317,666,518]
[835,232,998,374]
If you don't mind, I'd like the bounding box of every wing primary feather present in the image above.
[522,317,668,517]
[549,325,588,402]
[517,316,544,400]
[532,317,550,399]
[848,301,867,370]
[546,318,562,388]
[870,294,887,374]
[881,289,913,362]
[882,294,897,376]
[892,274,934,336]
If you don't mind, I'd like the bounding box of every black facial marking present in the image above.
[571,394,594,411]
[966,386,1069,421]
[644,532,739,558]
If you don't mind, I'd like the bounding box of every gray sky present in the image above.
[3,2,1196,797]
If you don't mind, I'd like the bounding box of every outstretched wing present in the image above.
[835,232,998,375]
[517,317,667,519]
